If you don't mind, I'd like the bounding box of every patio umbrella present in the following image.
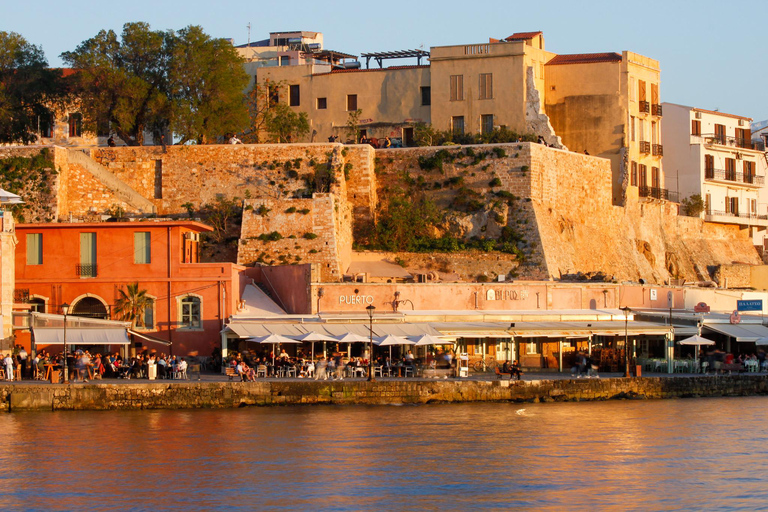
[334,332,374,362]
[0,188,23,206]
[374,334,415,360]
[247,334,302,366]
[290,332,337,360]
[409,334,454,346]
[677,335,715,370]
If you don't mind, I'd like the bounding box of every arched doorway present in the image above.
[71,296,109,319]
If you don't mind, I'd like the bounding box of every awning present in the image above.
[32,327,130,345]
[704,323,768,342]
[128,330,172,347]
[224,322,441,339]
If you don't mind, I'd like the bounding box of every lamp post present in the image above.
[366,304,376,382]
[61,302,70,384]
[621,306,631,377]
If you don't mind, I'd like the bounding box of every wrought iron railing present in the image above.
[76,263,97,278]
[707,210,768,221]
[699,134,763,150]
[704,168,764,185]
[652,144,663,156]
[639,141,651,154]
[639,101,650,113]
[13,289,29,303]
[651,103,663,116]
[639,185,678,202]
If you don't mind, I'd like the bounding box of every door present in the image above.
[403,127,414,147]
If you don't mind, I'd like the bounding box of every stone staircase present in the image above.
[66,149,156,214]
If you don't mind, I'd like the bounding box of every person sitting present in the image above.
[510,360,523,381]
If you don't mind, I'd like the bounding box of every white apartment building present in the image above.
[662,103,768,244]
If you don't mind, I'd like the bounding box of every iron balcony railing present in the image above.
[76,263,97,278]
[13,289,29,303]
[699,134,764,150]
[651,103,663,116]
[707,210,768,221]
[639,141,651,154]
[652,144,663,156]
[638,101,650,113]
[704,168,764,185]
[639,185,679,202]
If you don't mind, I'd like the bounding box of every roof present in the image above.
[505,31,543,41]
[703,323,768,342]
[16,220,213,232]
[692,107,752,122]
[320,65,430,75]
[224,321,441,339]
[32,327,130,345]
[546,53,623,66]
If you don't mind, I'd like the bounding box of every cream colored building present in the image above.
[662,103,768,244]
[544,51,664,205]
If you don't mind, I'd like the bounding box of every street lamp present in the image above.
[621,306,631,377]
[61,302,70,384]
[366,304,376,382]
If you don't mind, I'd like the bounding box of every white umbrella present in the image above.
[373,335,414,346]
[755,337,768,346]
[290,332,337,360]
[334,333,371,343]
[409,334,454,346]
[0,188,23,206]
[677,335,715,346]
[247,334,302,366]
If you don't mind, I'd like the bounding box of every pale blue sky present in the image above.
[3,0,767,121]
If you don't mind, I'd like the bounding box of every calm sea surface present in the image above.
[0,397,766,511]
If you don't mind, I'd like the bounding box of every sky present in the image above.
[3,0,767,122]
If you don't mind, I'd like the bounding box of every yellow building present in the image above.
[544,51,664,205]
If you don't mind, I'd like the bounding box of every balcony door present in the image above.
[80,232,97,277]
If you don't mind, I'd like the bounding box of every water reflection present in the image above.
[0,398,766,510]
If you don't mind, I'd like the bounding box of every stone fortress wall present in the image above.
[5,142,762,284]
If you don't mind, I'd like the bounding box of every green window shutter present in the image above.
[80,233,96,264]
[134,232,151,264]
[26,233,42,265]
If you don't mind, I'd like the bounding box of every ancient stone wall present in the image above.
[2,375,768,411]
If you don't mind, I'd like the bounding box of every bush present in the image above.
[681,194,705,217]
[303,232,318,240]
[255,205,271,216]
[285,207,297,213]
[257,231,283,241]
[489,177,502,187]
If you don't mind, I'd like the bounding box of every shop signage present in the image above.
[338,295,375,305]
[485,289,529,301]
[737,300,763,312]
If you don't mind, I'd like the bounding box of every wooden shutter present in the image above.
[26,233,42,265]
[639,80,646,102]
[651,83,659,104]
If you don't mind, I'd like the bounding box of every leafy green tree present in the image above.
[345,108,362,143]
[168,26,249,145]
[61,22,170,146]
[114,282,153,328]
[681,194,705,217]
[264,102,310,143]
[0,32,63,144]
[373,188,442,251]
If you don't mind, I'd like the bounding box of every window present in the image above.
[725,158,736,181]
[744,161,755,183]
[705,154,714,172]
[726,197,739,216]
[280,55,290,66]
[420,86,431,106]
[26,233,42,265]
[639,164,647,187]
[692,119,701,135]
[714,124,726,144]
[651,121,657,145]
[68,113,82,137]
[317,97,327,109]
[631,116,636,141]
[450,75,464,101]
[479,73,493,100]
[481,114,494,135]
[631,161,637,186]
[751,199,758,214]
[140,299,155,329]
[526,341,538,355]
[134,232,151,264]
[79,232,97,278]
[451,116,465,135]
[346,94,358,111]
[180,296,201,329]
[651,166,660,188]
[289,85,300,106]
[29,297,46,313]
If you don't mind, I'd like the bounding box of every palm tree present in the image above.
[114,282,153,329]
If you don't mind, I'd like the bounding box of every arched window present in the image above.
[29,298,46,313]
[71,296,109,319]
[179,296,201,329]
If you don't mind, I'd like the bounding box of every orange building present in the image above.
[15,221,245,356]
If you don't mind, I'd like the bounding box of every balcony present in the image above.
[639,141,651,154]
[639,185,679,202]
[76,263,97,278]
[651,103,663,116]
[706,210,768,226]
[652,144,663,156]
[13,289,29,303]
[700,134,765,151]
[638,100,650,114]
[704,168,764,186]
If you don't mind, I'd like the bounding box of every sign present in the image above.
[667,291,674,309]
[485,289,529,301]
[693,302,710,313]
[650,289,657,301]
[730,310,741,324]
[338,295,374,305]
[737,300,763,312]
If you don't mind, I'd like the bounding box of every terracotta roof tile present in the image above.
[505,31,542,41]
[546,53,622,66]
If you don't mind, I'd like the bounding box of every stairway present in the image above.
[66,149,157,214]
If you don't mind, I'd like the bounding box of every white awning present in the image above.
[704,323,768,342]
[224,322,441,339]
[32,327,130,345]
[128,330,172,346]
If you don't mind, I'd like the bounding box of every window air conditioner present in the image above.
[694,112,702,119]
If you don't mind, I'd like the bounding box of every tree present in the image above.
[114,282,153,329]
[681,194,705,217]
[167,26,249,145]
[345,108,362,143]
[0,32,62,144]
[61,22,170,146]
[264,102,309,143]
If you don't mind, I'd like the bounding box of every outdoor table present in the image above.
[44,363,59,381]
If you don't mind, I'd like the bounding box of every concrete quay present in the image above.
[1,374,767,411]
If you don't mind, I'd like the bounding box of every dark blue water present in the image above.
[0,397,765,511]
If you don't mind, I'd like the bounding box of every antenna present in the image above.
[247,23,251,46]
